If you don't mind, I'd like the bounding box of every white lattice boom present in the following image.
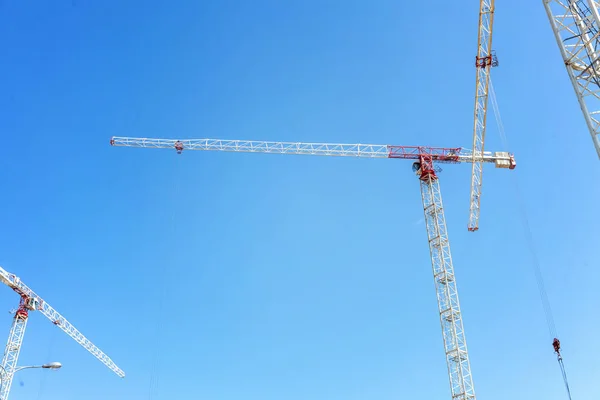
[0,266,124,400]
[111,136,516,400]
[469,0,497,232]
[544,0,600,158]
[110,137,516,167]
[0,304,27,400]
[419,171,475,399]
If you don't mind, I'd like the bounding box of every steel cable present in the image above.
[489,76,572,399]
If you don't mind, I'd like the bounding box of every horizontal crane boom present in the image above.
[110,137,516,169]
[0,267,125,378]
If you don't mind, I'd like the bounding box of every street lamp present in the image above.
[0,362,62,399]
[12,362,62,373]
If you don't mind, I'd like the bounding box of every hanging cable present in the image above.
[489,77,572,399]
[553,338,573,400]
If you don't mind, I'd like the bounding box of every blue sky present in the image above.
[0,1,598,399]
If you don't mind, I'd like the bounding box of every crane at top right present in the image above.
[544,0,600,160]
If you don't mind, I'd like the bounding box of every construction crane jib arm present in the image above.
[111,135,515,400]
[469,0,498,232]
[109,137,516,167]
[0,267,125,379]
[543,0,600,159]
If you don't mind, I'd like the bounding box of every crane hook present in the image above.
[553,337,562,359]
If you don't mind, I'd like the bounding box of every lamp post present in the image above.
[0,362,62,399]
[13,362,62,373]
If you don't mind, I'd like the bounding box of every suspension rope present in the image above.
[558,354,573,399]
[489,76,572,399]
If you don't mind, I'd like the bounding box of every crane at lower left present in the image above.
[0,266,124,400]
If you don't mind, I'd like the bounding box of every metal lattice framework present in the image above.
[469,0,497,232]
[109,137,515,166]
[544,0,600,158]
[0,303,28,399]
[0,266,124,400]
[420,172,475,399]
[111,136,516,400]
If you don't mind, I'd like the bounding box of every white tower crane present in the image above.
[110,136,516,400]
[0,266,124,400]
[543,0,600,159]
[469,0,499,232]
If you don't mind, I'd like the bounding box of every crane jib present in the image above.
[0,265,125,390]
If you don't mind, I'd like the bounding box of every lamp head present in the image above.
[42,362,62,370]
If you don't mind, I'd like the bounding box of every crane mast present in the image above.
[0,266,124,400]
[111,136,515,400]
[414,156,476,399]
[543,0,600,158]
[0,298,29,399]
[469,0,498,232]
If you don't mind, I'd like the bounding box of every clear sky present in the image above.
[0,1,598,399]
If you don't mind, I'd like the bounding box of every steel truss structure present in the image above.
[0,300,28,398]
[544,0,600,158]
[111,136,516,400]
[109,137,515,167]
[418,163,475,399]
[0,266,124,400]
[469,0,498,232]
